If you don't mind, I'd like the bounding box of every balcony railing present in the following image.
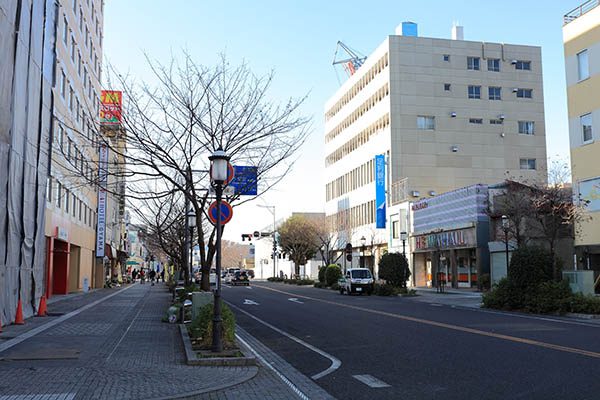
[564,0,599,25]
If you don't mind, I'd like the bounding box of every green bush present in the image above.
[509,245,553,290]
[479,274,491,291]
[373,283,399,296]
[267,277,284,282]
[325,265,343,286]
[378,253,411,288]
[318,266,327,284]
[482,278,523,310]
[330,282,339,291]
[525,280,572,314]
[187,302,236,349]
[562,293,600,314]
[313,281,325,288]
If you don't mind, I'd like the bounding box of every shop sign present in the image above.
[414,229,472,250]
[375,155,386,228]
[95,142,109,258]
[411,201,428,211]
[56,226,68,241]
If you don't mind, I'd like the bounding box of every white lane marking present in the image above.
[243,299,260,305]
[0,394,76,400]
[106,290,151,361]
[229,303,341,380]
[236,333,309,400]
[430,303,443,307]
[0,284,137,354]
[352,374,391,388]
[288,298,304,304]
[246,286,253,289]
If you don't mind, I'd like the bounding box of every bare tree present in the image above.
[221,241,250,270]
[57,52,311,290]
[315,215,341,266]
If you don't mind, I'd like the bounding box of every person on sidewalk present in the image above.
[140,269,145,284]
[160,269,165,282]
[149,269,156,285]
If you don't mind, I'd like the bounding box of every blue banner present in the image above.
[375,155,386,228]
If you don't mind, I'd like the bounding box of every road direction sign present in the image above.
[231,166,258,195]
[243,299,259,305]
[208,201,233,225]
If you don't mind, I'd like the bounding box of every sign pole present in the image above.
[212,180,223,353]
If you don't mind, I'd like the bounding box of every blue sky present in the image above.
[104,0,583,241]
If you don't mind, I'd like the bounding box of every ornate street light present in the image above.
[360,236,366,268]
[400,231,408,257]
[208,148,230,353]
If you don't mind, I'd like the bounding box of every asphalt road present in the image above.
[223,281,600,400]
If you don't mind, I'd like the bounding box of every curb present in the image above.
[563,312,600,320]
[179,324,257,366]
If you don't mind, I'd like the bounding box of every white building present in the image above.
[324,22,547,279]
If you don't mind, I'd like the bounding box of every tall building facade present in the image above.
[45,0,104,296]
[563,1,600,270]
[324,23,547,276]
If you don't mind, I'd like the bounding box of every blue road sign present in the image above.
[230,166,258,195]
[208,201,233,225]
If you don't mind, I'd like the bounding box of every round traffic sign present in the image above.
[208,201,233,225]
[209,162,235,185]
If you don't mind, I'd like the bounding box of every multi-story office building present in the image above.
[563,1,600,271]
[324,23,547,277]
[45,0,104,295]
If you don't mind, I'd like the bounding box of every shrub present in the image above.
[509,245,553,291]
[482,278,523,310]
[330,282,339,291]
[525,280,572,314]
[373,283,399,296]
[313,281,325,288]
[318,266,327,284]
[479,274,490,291]
[378,253,411,288]
[563,293,600,314]
[267,277,284,282]
[188,302,236,349]
[325,265,342,286]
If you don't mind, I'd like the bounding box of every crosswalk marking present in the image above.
[352,374,391,388]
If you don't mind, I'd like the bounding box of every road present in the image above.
[223,281,600,400]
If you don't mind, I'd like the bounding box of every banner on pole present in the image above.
[375,155,386,229]
[95,142,109,257]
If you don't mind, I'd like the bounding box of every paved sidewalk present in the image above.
[0,283,307,399]
[411,288,483,309]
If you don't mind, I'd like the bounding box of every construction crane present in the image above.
[332,41,367,82]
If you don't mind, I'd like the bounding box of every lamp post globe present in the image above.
[360,236,366,268]
[209,148,230,183]
[187,210,196,228]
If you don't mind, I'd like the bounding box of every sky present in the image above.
[104,0,583,242]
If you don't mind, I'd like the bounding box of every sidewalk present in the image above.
[0,283,308,399]
[411,287,483,309]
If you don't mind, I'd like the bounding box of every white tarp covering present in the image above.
[0,0,56,326]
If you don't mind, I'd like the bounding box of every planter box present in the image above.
[179,324,256,366]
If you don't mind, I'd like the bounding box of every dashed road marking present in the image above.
[243,299,260,305]
[288,298,304,304]
[352,374,391,388]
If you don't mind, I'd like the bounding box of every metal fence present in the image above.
[564,0,599,25]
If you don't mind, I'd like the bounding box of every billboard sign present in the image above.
[100,90,122,126]
[579,177,600,212]
[375,155,386,228]
[95,142,109,257]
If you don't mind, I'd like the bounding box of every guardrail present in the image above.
[564,0,600,25]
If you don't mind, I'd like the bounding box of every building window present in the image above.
[63,16,68,44]
[417,116,435,130]
[72,194,76,217]
[46,176,52,202]
[468,85,481,99]
[69,86,74,111]
[490,119,503,125]
[578,50,589,81]
[77,51,82,75]
[518,121,534,135]
[392,220,400,239]
[65,189,70,213]
[56,182,62,208]
[581,113,593,143]
[469,118,483,124]
[444,83,451,91]
[70,36,76,61]
[467,57,480,70]
[489,87,501,100]
[73,0,77,14]
[516,89,532,98]
[520,158,536,170]
[487,58,500,72]
[79,9,83,31]
[443,54,450,62]
[79,199,83,220]
[515,60,531,70]
[60,71,66,98]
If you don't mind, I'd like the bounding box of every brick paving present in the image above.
[0,284,265,399]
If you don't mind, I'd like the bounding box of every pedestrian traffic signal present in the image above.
[241,234,253,241]
[345,243,353,262]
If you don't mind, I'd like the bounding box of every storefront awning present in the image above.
[126,260,140,265]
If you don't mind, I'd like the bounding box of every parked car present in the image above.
[231,270,250,286]
[209,268,217,285]
[339,268,374,295]
[247,269,255,279]
[224,273,233,284]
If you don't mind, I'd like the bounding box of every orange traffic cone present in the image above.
[37,296,47,317]
[14,300,24,325]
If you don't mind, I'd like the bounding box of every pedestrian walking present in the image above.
[150,269,156,285]
[160,269,165,282]
[140,269,145,284]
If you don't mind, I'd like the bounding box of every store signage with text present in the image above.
[414,230,471,250]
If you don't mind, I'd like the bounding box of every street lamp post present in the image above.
[502,215,509,277]
[400,231,408,258]
[209,148,229,353]
[360,236,366,268]
[187,210,196,282]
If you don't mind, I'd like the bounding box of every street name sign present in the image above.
[230,166,258,195]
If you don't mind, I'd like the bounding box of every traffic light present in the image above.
[241,234,252,241]
[345,243,353,262]
[253,231,260,238]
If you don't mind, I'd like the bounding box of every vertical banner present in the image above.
[95,142,109,257]
[375,155,386,228]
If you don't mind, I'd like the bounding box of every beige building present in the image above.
[324,23,547,274]
[45,0,104,296]
[563,1,600,271]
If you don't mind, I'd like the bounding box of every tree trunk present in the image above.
[294,263,300,278]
